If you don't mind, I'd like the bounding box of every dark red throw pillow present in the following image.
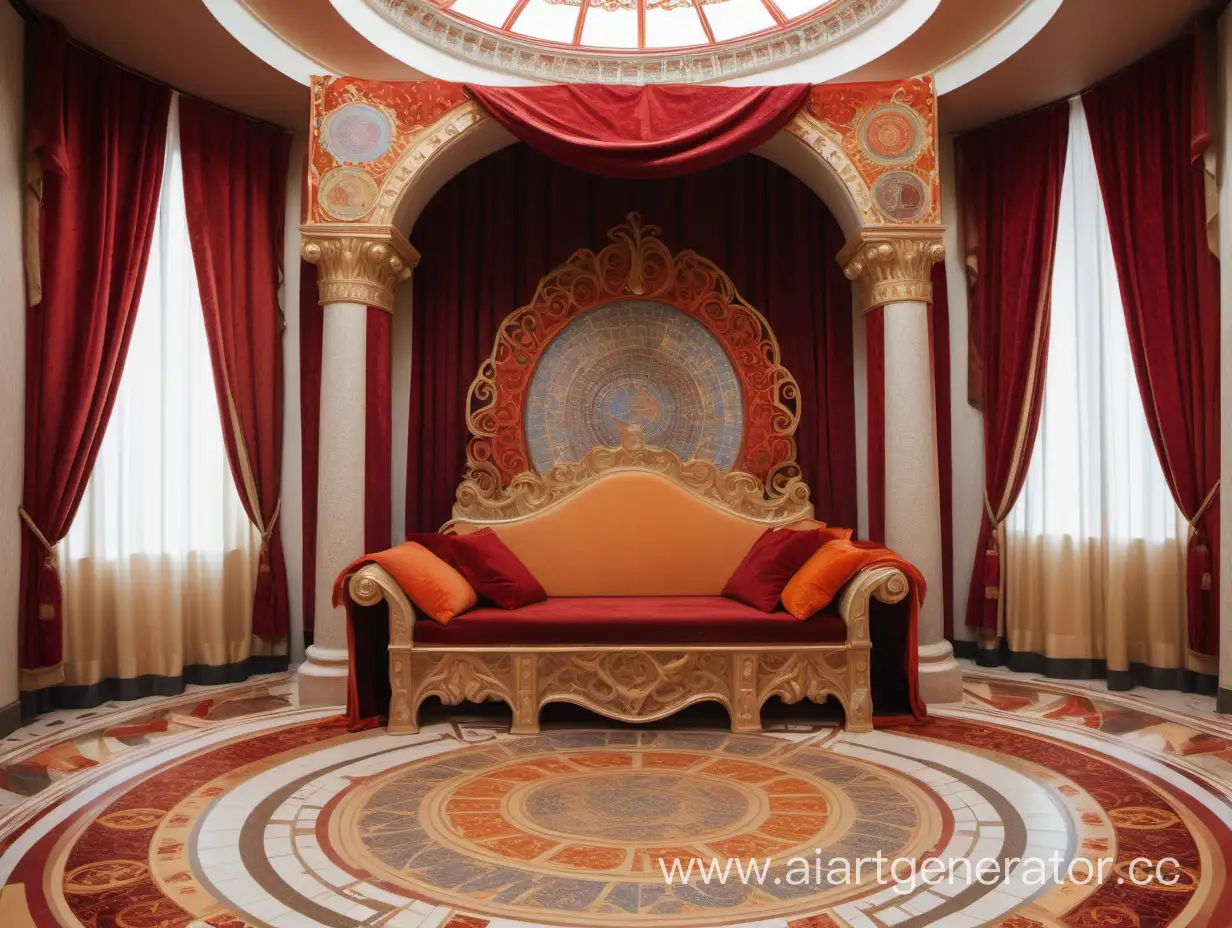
[722,528,829,612]
[450,528,547,609]
[406,532,458,567]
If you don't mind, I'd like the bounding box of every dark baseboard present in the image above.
[0,698,21,738]
[951,639,978,660]
[20,654,290,723]
[1219,688,1232,715]
[955,639,1218,697]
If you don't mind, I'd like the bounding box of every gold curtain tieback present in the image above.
[1188,480,1220,531]
[18,506,58,570]
[257,498,282,550]
[983,492,1002,528]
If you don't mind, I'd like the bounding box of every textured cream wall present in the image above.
[0,5,25,719]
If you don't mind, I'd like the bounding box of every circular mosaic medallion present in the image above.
[871,170,931,222]
[515,772,756,842]
[332,734,940,924]
[859,104,925,165]
[322,103,393,163]
[317,166,380,221]
[525,300,744,473]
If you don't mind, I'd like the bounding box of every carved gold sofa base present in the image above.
[348,563,910,735]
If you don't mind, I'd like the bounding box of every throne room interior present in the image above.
[3,1,1232,927]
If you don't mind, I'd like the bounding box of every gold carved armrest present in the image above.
[837,566,910,647]
[347,564,417,647]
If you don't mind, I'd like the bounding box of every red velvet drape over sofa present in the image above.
[957,102,1070,636]
[20,25,170,686]
[404,147,858,535]
[179,97,292,640]
[466,84,810,178]
[1083,37,1222,659]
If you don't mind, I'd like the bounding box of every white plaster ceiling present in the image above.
[24,0,1221,131]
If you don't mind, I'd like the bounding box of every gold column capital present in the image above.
[838,225,947,313]
[299,223,421,313]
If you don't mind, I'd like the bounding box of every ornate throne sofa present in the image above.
[345,428,912,736]
[341,215,920,736]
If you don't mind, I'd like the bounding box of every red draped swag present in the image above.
[957,101,1070,637]
[1083,36,1222,659]
[404,146,858,535]
[19,25,170,689]
[466,84,811,179]
[179,96,292,641]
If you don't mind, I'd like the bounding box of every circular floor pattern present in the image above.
[1,687,1232,928]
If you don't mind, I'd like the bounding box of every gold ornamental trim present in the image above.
[839,225,946,312]
[451,424,812,526]
[299,223,420,312]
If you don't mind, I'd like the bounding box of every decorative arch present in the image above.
[303,77,941,240]
[462,213,803,498]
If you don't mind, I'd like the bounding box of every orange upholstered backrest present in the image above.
[451,470,815,597]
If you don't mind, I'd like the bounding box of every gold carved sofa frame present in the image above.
[347,428,910,735]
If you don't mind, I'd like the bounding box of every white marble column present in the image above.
[841,227,964,705]
[297,225,417,707]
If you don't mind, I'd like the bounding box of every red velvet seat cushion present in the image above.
[414,596,847,646]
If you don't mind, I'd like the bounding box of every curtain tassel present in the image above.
[981,493,1002,611]
[18,506,63,623]
[1187,481,1219,592]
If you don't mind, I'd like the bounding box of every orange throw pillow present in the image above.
[378,542,477,625]
[781,534,864,620]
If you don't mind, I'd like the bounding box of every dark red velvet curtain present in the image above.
[865,308,886,544]
[466,85,810,179]
[406,146,856,534]
[957,101,1069,634]
[19,26,170,684]
[179,96,291,640]
[366,308,393,553]
[300,262,322,639]
[1083,37,1222,658]
[930,262,955,639]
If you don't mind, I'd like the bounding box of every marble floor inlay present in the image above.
[0,669,1229,928]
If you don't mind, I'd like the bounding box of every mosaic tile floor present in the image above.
[0,670,1229,928]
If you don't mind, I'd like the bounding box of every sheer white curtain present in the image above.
[60,97,263,692]
[1005,98,1189,683]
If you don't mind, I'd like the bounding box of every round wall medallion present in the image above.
[525,300,744,473]
[317,166,380,221]
[859,104,925,165]
[871,171,930,222]
[323,103,393,163]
